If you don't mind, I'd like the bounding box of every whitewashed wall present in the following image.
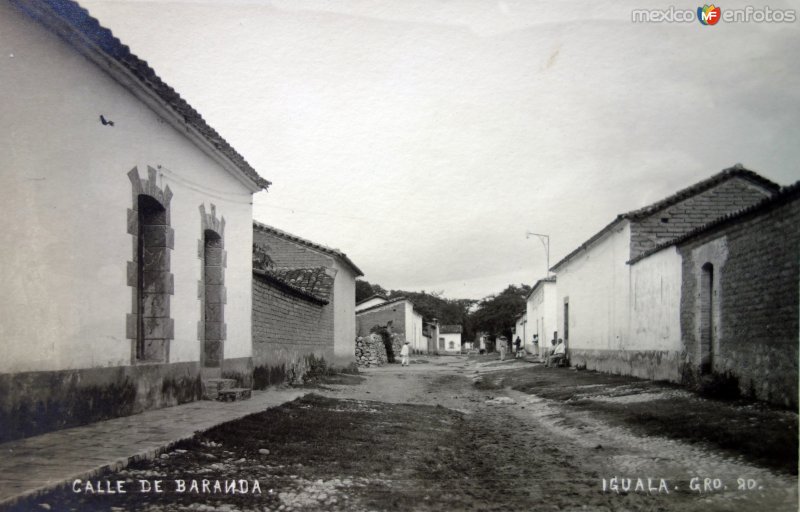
[527,281,557,357]
[514,315,527,350]
[555,222,631,352]
[629,247,682,352]
[405,304,424,352]
[0,3,254,373]
[355,296,386,312]
[441,333,462,352]
[332,261,357,365]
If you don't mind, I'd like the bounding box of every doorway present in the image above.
[203,230,224,368]
[699,263,714,374]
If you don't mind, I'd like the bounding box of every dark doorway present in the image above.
[136,194,168,362]
[563,299,570,350]
[699,263,714,374]
[203,230,224,367]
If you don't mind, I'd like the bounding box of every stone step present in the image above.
[202,378,237,400]
[217,388,252,402]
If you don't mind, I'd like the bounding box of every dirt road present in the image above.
[14,355,798,511]
[319,355,797,511]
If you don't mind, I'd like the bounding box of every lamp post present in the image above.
[525,231,550,277]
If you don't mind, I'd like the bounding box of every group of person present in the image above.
[496,335,566,367]
[400,335,565,367]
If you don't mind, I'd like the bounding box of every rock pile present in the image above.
[354,334,388,367]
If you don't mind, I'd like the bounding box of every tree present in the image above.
[386,289,474,327]
[468,284,531,340]
[355,279,387,303]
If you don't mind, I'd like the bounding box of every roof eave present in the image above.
[550,217,627,272]
[16,0,270,193]
[253,269,329,305]
[253,221,363,276]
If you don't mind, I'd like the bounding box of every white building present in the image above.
[356,297,426,353]
[551,167,778,381]
[0,0,269,440]
[355,294,389,313]
[525,277,557,358]
[514,314,527,351]
[439,325,463,353]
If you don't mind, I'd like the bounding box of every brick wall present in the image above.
[251,275,334,387]
[253,229,334,268]
[631,178,773,259]
[679,197,799,408]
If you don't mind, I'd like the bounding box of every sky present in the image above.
[82,0,800,300]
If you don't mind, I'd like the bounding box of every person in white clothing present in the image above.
[400,341,410,366]
[547,338,566,367]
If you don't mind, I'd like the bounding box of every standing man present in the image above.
[498,336,507,361]
[514,336,522,358]
[400,341,410,367]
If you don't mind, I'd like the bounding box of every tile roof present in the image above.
[623,165,779,220]
[253,267,334,305]
[628,180,800,265]
[550,165,779,271]
[439,325,463,334]
[15,0,270,190]
[356,294,388,306]
[355,296,410,315]
[253,221,364,277]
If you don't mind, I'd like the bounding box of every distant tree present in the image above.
[355,279,388,303]
[387,289,474,327]
[355,280,475,336]
[468,284,531,340]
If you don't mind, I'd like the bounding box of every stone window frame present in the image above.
[126,166,175,364]
[197,204,227,368]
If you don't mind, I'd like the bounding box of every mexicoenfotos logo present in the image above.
[631,5,797,24]
[697,4,721,25]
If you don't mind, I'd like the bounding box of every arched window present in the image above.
[136,194,171,362]
[198,203,226,370]
[127,166,174,364]
[203,229,225,367]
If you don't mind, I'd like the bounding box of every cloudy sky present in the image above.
[82,0,800,299]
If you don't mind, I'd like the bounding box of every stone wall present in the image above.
[354,334,388,367]
[678,195,799,408]
[252,275,334,387]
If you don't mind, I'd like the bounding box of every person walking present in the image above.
[400,341,410,367]
[514,336,522,358]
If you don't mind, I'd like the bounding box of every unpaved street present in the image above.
[319,356,798,511]
[13,355,798,511]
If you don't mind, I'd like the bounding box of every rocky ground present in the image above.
[11,355,798,512]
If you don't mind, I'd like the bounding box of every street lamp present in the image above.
[525,231,550,277]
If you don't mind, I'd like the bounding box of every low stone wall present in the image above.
[568,349,681,382]
[355,334,388,367]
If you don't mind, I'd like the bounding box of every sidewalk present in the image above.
[0,388,307,507]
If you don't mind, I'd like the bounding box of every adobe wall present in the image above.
[630,178,773,259]
[252,275,334,387]
[679,198,799,408]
